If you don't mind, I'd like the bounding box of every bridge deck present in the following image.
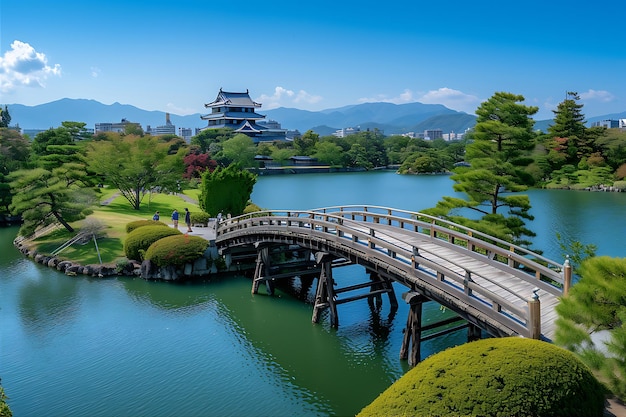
[365,223,560,341]
[216,206,567,343]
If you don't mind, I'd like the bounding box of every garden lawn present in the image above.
[32,192,200,265]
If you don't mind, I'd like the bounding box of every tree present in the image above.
[425,92,538,247]
[0,128,31,215]
[398,149,452,174]
[293,130,319,155]
[87,135,185,210]
[0,128,30,173]
[199,163,256,217]
[60,121,92,141]
[545,92,605,169]
[191,128,233,153]
[219,134,256,167]
[0,105,11,128]
[183,152,217,179]
[312,140,344,166]
[30,127,73,158]
[555,256,626,401]
[9,165,96,235]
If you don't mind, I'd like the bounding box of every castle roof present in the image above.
[204,89,261,108]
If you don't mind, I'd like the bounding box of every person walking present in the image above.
[184,208,192,233]
[171,209,179,229]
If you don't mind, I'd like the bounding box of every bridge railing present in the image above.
[310,205,566,295]
[216,209,540,337]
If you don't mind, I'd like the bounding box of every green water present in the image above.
[1,171,624,416]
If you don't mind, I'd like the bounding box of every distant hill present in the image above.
[5,98,624,137]
[6,98,475,136]
[6,98,205,131]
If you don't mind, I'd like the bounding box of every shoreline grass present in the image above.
[31,192,200,265]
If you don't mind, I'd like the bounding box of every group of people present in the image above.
[152,208,192,232]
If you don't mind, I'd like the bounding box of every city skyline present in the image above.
[1,0,624,120]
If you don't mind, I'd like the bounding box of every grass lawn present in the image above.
[31,192,201,265]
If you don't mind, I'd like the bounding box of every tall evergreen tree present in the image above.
[199,163,256,217]
[425,92,538,247]
[546,92,599,167]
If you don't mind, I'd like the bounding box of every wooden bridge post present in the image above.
[252,245,274,295]
[563,257,572,296]
[528,289,541,339]
[467,324,482,341]
[312,252,339,327]
[367,272,399,313]
[400,291,428,367]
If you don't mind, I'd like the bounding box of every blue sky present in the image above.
[1,0,624,120]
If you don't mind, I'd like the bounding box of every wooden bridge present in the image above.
[215,205,571,365]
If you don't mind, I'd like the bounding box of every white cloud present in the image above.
[417,88,480,114]
[580,89,614,103]
[91,66,101,78]
[358,88,480,114]
[0,40,61,93]
[358,89,415,105]
[256,86,322,109]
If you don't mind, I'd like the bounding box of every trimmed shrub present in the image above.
[144,234,209,267]
[358,337,606,417]
[125,219,168,233]
[124,226,181,261]
[190,211,211,225]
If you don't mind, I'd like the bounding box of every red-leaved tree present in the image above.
[183,152,217,179]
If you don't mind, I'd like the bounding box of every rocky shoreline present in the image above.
[13,237,222,280]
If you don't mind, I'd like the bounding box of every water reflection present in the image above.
[17,268,82,338]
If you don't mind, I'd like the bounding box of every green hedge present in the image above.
[145,234,210,267]
[190,211,211,225]
[125,219,168,233]
[124,225,182,261]
[358,337,606,417]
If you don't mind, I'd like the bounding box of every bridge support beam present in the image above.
[467,323,482,341]
[312,252,338,327]
[367,272,398,314]
[252,245,274,295]
[400,291,429,367]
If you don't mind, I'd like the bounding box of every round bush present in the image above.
[124,225,181,261]
[358,337,606,417]
[125,219,168,233]
[145,234,210,267]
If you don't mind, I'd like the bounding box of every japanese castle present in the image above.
[201,89,287,142]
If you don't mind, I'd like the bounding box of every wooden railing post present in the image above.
[528,289,541,339]
[563,256,572,296]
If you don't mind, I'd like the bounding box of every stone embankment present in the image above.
[13,237,222,281]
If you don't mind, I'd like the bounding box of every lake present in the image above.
[1,171,624,416]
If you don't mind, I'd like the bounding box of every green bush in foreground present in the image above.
[358,337,606,417]
[145,234,209,267]
[125,219,168,233]
[124,225,181,261]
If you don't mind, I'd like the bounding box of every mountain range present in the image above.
[5,98,625,136]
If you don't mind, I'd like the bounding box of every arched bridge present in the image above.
[215,205,571,363]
